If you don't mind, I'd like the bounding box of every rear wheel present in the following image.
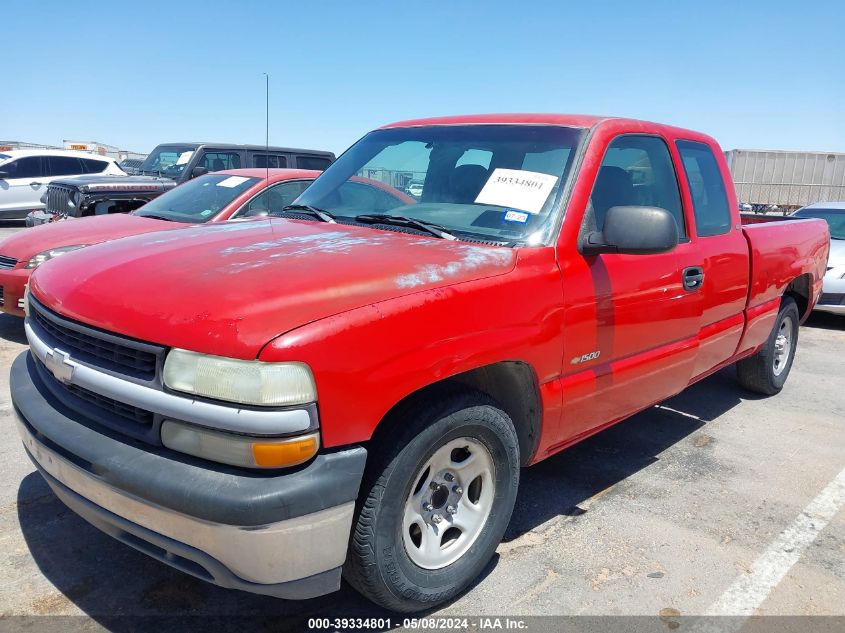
[736,296,799,395]
[343,389,519,612]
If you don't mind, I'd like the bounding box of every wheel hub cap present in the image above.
[773,316,793,377]
[402,437,495,569]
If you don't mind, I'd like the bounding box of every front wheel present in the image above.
[736,296,800,395]
[343,390,520,612]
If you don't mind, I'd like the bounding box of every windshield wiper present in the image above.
[136,213,175,222]
[281,204,336,223]
[355,214,458,240]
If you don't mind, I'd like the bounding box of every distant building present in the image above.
[0,141,61,151]
[726,149,845,211]
[0,140,145,162]
[63,140,146,161]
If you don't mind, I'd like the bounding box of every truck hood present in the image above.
[50,174,176,191]
[0,214,176,260]
[31,219,517,359]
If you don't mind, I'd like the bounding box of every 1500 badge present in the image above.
[571,351,601,365]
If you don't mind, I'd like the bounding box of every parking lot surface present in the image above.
[0,222,842,628]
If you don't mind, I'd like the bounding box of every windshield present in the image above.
[794,208,845,239]
[138,145,196,177]
[133,173,259,223]
[294,125,584,244]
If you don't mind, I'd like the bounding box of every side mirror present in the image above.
[191,166,209,178]
[0,171,9,179]
[581,206,678,255]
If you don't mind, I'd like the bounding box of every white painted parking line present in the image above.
[706,465,845,616]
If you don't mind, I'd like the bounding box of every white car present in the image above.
[793,201,845,315]
[0,149,124,220]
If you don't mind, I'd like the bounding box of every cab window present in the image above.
[201,152,242,171]
[47,156,86,176]
[0,157,44,179]
[253,154,287,168]
[590,135,686,237]
[676,140,731,237]
[296,156,331,170]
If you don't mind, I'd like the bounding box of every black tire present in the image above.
[736,296,799,395]
[343,388,520,613]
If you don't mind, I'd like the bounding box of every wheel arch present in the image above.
[783,273,812,322]
[369,361,542,466]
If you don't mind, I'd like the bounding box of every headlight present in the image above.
[25,244,88,269]
[72,191,82,206]
[161,420,319,469]
[163,348,317,406]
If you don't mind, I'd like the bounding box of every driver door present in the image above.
[558,134,703,444]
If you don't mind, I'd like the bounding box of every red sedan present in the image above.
[0,168,321,316]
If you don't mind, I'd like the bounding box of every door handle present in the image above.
[683,266,705,291]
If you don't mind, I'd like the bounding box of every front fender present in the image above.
[259,248,566,450]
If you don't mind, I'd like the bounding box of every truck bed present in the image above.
[735,217,830,355]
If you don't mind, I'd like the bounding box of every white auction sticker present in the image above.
[175,151,194,165]
[216,176,250,188]
[474,168,558,214]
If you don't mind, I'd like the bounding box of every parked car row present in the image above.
[4,114,832,613]
[0,169,321,315]
[0,149,124,219]
[26,141,335,225]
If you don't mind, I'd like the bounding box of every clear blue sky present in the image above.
[5,0,844,155]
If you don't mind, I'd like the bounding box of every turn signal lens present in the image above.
[252,435,319,468]
[161,420,319,469]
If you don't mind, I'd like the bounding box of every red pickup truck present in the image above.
[12,114,829,612]
[0,168,321,316]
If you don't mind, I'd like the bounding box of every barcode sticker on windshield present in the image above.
[474,168,558,214]
[216,176,249,188]
[176,151,193,165]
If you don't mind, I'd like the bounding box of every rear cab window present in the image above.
[676,140,732,237]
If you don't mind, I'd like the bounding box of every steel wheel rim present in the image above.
[402,437,496,570]
[773,315,793,376]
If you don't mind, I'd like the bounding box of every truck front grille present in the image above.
[64,381,155,426]
[30,298,162,381]
[45,185,74,216]
[0,255,18,270]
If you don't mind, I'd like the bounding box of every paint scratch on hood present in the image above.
[394,245,513,288]
[219,231,394,257]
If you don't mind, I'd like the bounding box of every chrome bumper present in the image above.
[17,414,355,594]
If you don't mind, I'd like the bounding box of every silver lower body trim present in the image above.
[17,416,354,585]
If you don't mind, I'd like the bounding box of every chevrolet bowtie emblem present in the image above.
[44,349,74,384]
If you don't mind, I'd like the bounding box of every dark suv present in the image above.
[30,142,335,225]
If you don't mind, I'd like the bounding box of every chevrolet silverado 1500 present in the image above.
[12,114,829,612]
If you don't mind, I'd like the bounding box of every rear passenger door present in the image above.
[675,140,749,378]
[560,134,703,443]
